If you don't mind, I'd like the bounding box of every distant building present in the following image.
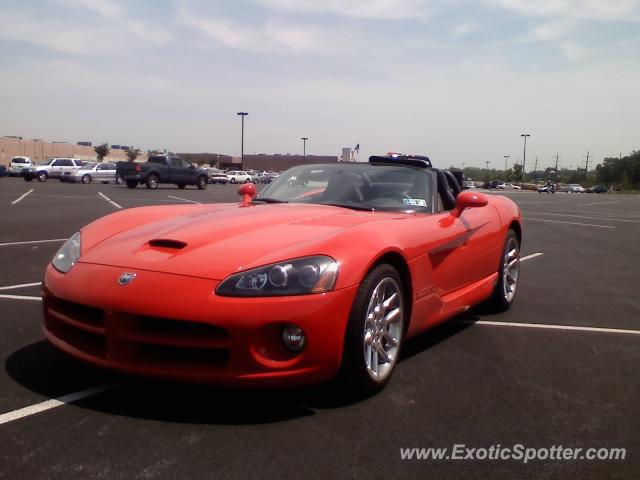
[241,154,339,171]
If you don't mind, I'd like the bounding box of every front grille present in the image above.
[44,295,229,371]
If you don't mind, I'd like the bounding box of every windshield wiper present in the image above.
[322,203,375,211]
[253,198,289,203]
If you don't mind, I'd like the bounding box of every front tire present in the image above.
[486,229,520,312]
[81,174,92,184]
[126,180,138,189]
[37,172,47,182]
[196,176,207,190]
[340,264,405,394]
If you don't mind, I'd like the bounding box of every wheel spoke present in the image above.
[382,292,398,311]
[383,332,399,347]
[378,348,390,364]
[384,307,401,324]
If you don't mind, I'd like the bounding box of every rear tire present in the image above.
[340,264,405,395]
[177,184,186,189]
[24,177,33,182]
[37,172,47,182]
[115,175,124,185]
[486,229,520,312]
[126,180,138,189]
[146,174,159,189]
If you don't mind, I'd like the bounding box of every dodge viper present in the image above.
[43,154,522,393]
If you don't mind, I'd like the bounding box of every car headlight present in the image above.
[216,256,338,297]
[52,232,82,273]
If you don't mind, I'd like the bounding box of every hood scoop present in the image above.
[148,239,187,250]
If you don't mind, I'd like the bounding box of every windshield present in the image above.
[37,159,54,166]
[258,164,432,212]
[82,162,96,170]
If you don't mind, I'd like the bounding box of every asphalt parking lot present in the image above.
[1,177,638,479]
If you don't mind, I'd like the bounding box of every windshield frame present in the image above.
[257,163,437,214]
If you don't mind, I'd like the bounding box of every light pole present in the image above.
[301,137,308,158]
[504,155,510,172]
[520,133,530,186]
[237,112,248,167]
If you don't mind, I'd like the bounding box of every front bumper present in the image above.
[43,263,358,387]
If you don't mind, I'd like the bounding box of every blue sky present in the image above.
[1,0,639,168]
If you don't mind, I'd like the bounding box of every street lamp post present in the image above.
[520,133,531,186]
[301,137,308,158]
[237,112,248,167]
[504,155,510,172]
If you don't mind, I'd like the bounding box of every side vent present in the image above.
[148,239,187,249]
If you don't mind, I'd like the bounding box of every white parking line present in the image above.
[524,217,615,229]
[527,212,640,224]
[98,192,122,209]
[0,384,117,426]
[458,319,640,336]
[520,252,544,262]
[0,294,42,301]
[578,201,619,207]
[0,238,67,247]
[11,189,33,205]
[168,195,201,204]
[0,282,41,291]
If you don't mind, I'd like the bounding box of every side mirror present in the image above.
[238,183,257,205]
[451,191,488,218]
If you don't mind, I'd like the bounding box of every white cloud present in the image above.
[253,0,433,20]
[177,5,342,53]
[452,21,481,38]
[492,0,640,22]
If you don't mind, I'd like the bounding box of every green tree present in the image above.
[126,147,140,162]
[512,164,523,183]
[94,143,110,162]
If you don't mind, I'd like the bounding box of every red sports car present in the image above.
[43,155,522,393]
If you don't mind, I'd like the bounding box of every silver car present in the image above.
[65,162,122,184]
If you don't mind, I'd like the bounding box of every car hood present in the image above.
[79,203,399,280]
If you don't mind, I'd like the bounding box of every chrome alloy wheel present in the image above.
[502,237,520,303]
[363,277,404,381]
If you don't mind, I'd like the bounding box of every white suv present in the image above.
[9,156,33,176]
[23,157,84,182]
[226,170,252,183]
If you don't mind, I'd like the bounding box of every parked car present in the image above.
[463,181,476,189]
[9,156,33,176]
[206,168,229,184]
[503,183,521,190]
[116,155,209,190]
[64,162,123,184]
[538,184,556,193]
[23,157,84,182]
[226,170,252,183]
[586,185,607,193]
[568,184,586,193]
[42,154,523,394]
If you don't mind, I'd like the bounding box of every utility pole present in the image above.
[554,153,560,171]
[585,150,591,176]
[534,156,538,172]
[485,160,490,170]
[301,137,308,158]
[520,133,531,187]
[504,155,510,172]
[237,112,249,168]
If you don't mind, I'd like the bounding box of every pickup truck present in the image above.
[116,155,209,190]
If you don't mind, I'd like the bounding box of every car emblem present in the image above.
[118,272,136,286]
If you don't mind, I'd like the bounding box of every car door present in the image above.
[49,159,65,177]
[168,157,185,184]
[101,163,116,182]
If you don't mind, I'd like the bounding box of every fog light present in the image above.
[282,324,306,352]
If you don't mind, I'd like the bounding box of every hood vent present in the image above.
[148,239,187,250]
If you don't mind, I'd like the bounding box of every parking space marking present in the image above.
[458,319,640,336]
[0,238,66,247]
[520,252,544,262]
[0,282,41,291]
[524,218,615,229]
[168,195,202,204]
[0,294,42,301]
[578,201,619,207]
[0,384,117,426]
[98,192,122,209]
[526,212,640,224]
[10,189,33,205]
